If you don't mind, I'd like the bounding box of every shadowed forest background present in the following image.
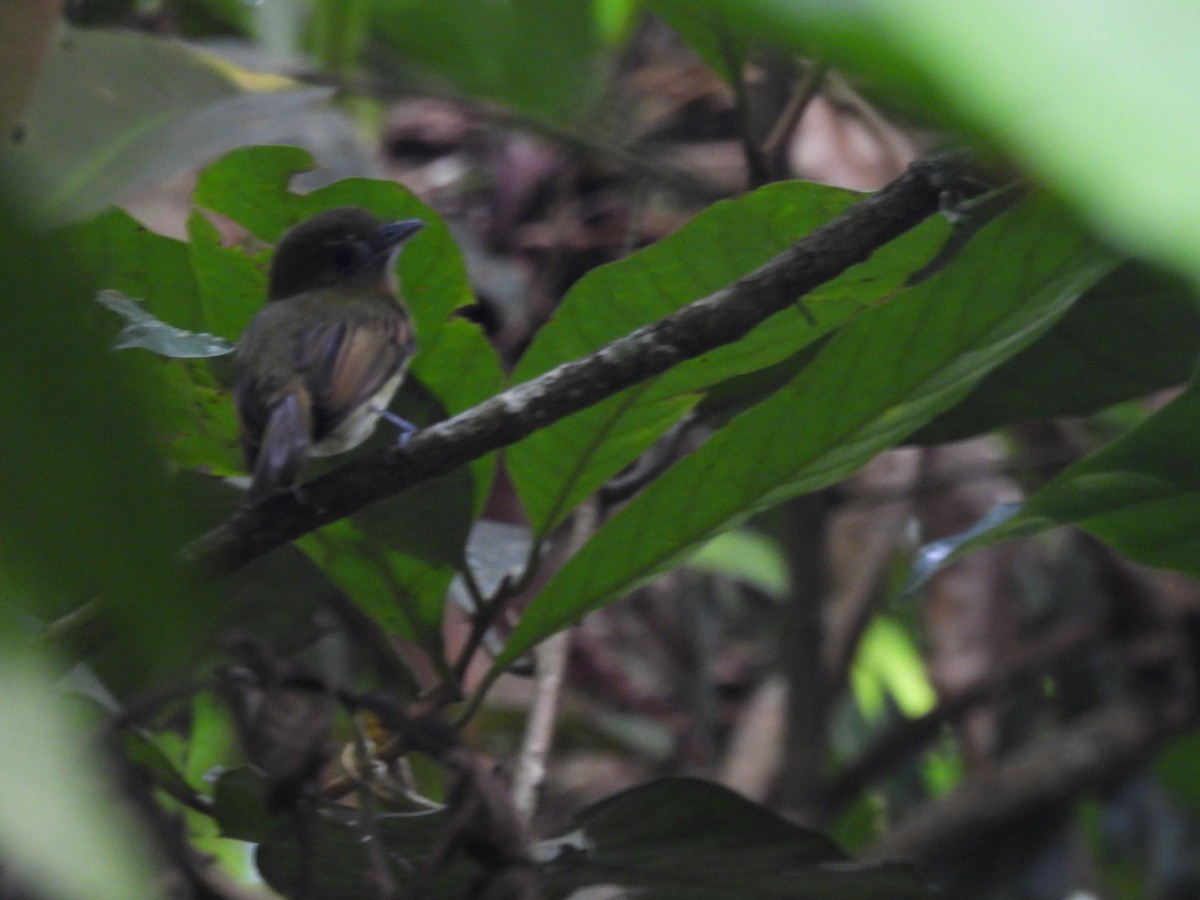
[2,2,1200,898]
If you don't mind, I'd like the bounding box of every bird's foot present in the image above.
[373,407,418,448]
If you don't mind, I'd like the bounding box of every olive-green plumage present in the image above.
[233,207,424,505]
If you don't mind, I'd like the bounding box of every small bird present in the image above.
[233,207,425,505]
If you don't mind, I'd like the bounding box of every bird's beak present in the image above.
[379,219,426,249]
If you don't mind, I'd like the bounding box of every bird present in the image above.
[233,206,425,506]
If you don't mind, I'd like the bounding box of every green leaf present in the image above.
[61,207,243,472]
[492,194,1114,673]
[850,619,935,720]
[307,0,374,72]
[685,528,790,598]
[95,290,235,358]
[192,145,317,242]
[914,263,1200,443]
[966,386,1200,578]
[371,0,605,124]
[0,175,210,896]
[3,26,335,222]
[120,727,204,806]
[62,207,203,330]
[541,777,933,899]
[186,208,270,341]
[648,1,754,83]
[0,174,206,676]
[507,180,950,535]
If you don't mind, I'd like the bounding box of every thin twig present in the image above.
[714,25,770,188]
[349,717,397,899]
[510,499,599,821]
[763,59,830,177]
[867,693,1182,870]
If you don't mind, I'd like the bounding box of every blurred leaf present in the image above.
[308,0,373,72]
[905,502,1021,595]
[0,655,159,900]
[371,0,605,124]
[914,263,1200,442]
[854,0,1200,289]
[1153,733,1200,820]
[183,690,241,790]
[3,26,333,221]
[0,182,194,895]
[175,0,257,38]
[593,0,641,43]
[120,727,203,806]
[648,1,754,83]
[850,619,935,720]
[685,528,789,598]
[542,777,933,899]
[508,180,949,535]
[0,173,204,673]
[96,290,235,358]
[493,195,1114,673]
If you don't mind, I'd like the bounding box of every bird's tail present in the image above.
[247,391,312,506]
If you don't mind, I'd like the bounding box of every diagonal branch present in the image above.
[188,156,968,577]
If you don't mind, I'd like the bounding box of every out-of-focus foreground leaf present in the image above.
[3,26,333,222]
[0,175,189,897]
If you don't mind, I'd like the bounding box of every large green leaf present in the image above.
[61,208,243,473]
[0,174,196,897]
[541,777,933,899]
[914,263,1200,443]
[507,180,950,535]
[491,195,1114,673]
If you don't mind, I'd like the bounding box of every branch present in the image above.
[188,156,966,577]
[867,694,1180,872]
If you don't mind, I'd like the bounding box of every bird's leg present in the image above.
[372,407,418,448]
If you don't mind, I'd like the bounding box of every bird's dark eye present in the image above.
[329,241,367,272]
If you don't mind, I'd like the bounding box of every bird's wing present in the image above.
[293,309,414,440]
